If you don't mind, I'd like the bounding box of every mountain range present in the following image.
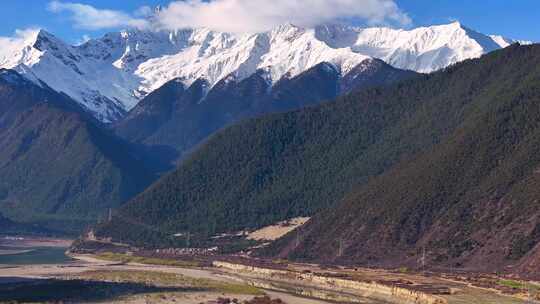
[2,17,540,278]
[92,43,540,277]
[0,50,415,233]
[268,44,540,276]
[116,59,417,157]
[0,22,526,123]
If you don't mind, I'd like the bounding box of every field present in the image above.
[95,252,201,267]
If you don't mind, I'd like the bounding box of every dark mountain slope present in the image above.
[0,211,14,230]
[0,70,96,127]
[258,63,340,113]
[114,79,187,143]
[0,211,56,235]
[0,212,30,235]
[264,44,540,274]
[115,60,417,160]
[340,59,419,94]
[0,70,155,233]
[91,44,536,248]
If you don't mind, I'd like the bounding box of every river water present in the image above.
[0,245,72,265]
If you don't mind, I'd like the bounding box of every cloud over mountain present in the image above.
[47,0,411,33]
[47,1,149,30]
[155,0,411,33]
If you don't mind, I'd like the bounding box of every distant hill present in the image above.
[93,44,540,277]
[0,212,13,229]
[0,69,156,233]
[0,211,54,236]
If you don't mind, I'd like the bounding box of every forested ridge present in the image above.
[115,60,416,160]
[95,44,540,250]
[265,43,540,273]
[0,70,156,233]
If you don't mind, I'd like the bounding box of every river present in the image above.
[0,246,72,265]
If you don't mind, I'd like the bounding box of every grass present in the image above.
[498,279,525,290]
[497,279,540,295]
[86,253,264,297]
[397,267,409,274]
[94,252,200,268]
[70,270,263,295]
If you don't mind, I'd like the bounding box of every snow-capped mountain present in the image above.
[115,59,417,157]
[0,22,528,122]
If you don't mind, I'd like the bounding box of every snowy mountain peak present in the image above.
[447,20,463,28]
[33,29,63,49]
[0,22,526,122]
[271,23,304,36]
[489,34,532,48]
[153,5,163,14]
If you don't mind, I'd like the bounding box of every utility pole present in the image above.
[423,247,426,273]
[526,280,532,304]
[338,239,344,257]
[186,232,191,248]
[418,246,426,274]
[528,285,531,304]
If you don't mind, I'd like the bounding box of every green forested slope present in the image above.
[95,45,540,248]
[265,44,540,272]
[115,60,416,162]
[0,70,155,233]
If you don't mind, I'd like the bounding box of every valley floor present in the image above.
[0,255,334,304]
[1,252,537,303]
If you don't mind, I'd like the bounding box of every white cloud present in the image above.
[75,34,91,46]
[155,0,412,33]
[0,28,42,64]
[134,6,153,18]
[0,28,41,48]
[46,0,411,33]
[47,1,149,30]
[2,28,40,40]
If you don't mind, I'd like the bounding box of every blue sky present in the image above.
[0,0,538,44]
[0,0,162,43]
[398,0,540,41]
